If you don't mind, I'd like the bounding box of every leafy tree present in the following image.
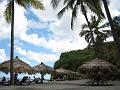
[54,42,120,72]
[113,15,120,42]
[0,0,44,84]
[103,15,120,66]
[110,15,120,66]
[80,16,110,58]
[51,0,105,57]
[80,16,110,45]
[102,0,120,60]
[54,49,95,71]
[51,0,104,29]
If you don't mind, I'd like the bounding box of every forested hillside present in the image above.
[54,42,120,71]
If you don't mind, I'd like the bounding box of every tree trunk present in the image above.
[10,0,14,85]
[81,2,98,57]
[102,0,120,60]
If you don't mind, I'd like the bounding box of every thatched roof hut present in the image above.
[0,56,35,74]
[78,58,117,74]
[33,62,55,74]
[55,67,73,75]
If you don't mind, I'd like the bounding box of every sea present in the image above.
[0,72,50,81]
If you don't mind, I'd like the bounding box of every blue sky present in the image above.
[0,0,120,79]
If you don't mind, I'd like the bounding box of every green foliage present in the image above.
[54,48,95,71]
[51,0,104,30]
[113,15,120,45]
[80,16,111,58]
[3,0,44,23]
[54,42,120,71]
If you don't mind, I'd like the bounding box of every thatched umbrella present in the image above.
[78,58,117,74]
[78,58,117,85]
[55,68,80,80]
[0,56,35,74]
[33,62,55,74]
[55,67,73,75]
[33,62,55,83]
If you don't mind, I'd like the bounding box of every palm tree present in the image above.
[113,15,120,40]
[102,0,120,59]
[80,16,110,57]
[51,0,104,57]
[1,0,44,85]
[51,0,104,29]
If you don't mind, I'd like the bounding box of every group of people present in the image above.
[0,73,18,85]
[0,73,43,85]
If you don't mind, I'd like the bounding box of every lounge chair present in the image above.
[0,80,10,86]
[19,76,31,85]
[0,77,10,86]
[31,78,41,84]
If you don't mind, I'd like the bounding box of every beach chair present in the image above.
[0,81,10,86]
[0,77,10,86]
[31,78,41,84]
[19,76,31,85]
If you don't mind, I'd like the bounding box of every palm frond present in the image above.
[71,3,79,30]
[81,23,88,30]
[63,0,69,5]
[80,30,90,37]
[96,30,109,41]
[85,33,92,43]
[84,0,105,18]
[4,1,12,23]
[15,0,27,9]
[58,0,76,19]
[98,23,109,29]
[66,0,76,9]
[102,30,112,36]
[57,5,69,19]
[16,0,44,10]
[51,0,61,9]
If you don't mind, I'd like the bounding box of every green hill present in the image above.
[54,42,120,71]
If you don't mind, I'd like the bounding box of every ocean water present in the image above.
[0,72,50,81]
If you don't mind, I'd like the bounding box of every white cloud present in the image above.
[15,46,59,63]
[0,1,11,40]
[27,20,49,29]
[109,0,120,10]
[28,0,88,52]
[0,48,8,62]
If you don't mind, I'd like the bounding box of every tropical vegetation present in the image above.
[54,41,120,72]
[80,16,111,58]
[51,0,104,29]
[0,0,44,84]
[51,0,120,60]
[102,0,120,59]
[51,0,106,58]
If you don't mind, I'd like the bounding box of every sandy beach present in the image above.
[0,80,120,90]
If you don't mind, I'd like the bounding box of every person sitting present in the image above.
[2,76,6,82]
[32,76,41,84]
[0,76,6,85]
[14,73,19,85]
[19,76,31,85]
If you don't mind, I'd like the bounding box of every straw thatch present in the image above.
[33,62,55,74]
[55,67,73,75]
[0,56,35,74]
[78,58,117,74]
